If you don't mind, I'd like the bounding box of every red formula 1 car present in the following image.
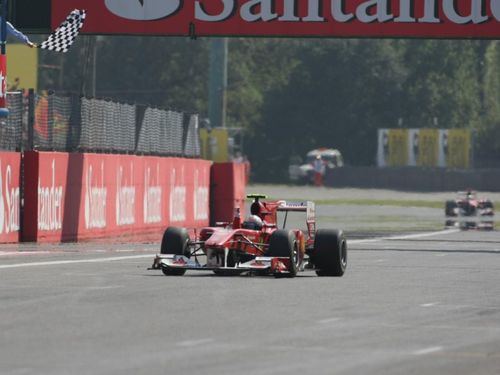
[151,194,347,277]
[445,190,495,230]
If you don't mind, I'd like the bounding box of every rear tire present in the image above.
[267,230,297,278]
[160,227,190,276]
[313,229,347,277]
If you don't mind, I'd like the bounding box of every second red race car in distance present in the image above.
[151,194,347,278]
[445,190,495,230]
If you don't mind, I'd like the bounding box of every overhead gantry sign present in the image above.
[52,0,500,38]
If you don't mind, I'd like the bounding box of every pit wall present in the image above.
[210,162,248,224]
[3,152,244,244]
[21,151,213,243]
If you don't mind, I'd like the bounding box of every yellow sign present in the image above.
[447,129,470,169]
[388,129,408,167]
[418,129,439,167]
[6,43,38,90]
[200,128,229,162]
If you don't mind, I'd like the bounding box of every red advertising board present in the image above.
[52,1,500,38]
[0,152,21,243]
[23,152,211,242]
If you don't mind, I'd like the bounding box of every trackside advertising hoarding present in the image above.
[23,152,211,242]
[52,1,500,38]
[0,152,21,243]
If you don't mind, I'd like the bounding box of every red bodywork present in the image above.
[445,190,495,230]
[152,196,317,275]
[199,198,313,255]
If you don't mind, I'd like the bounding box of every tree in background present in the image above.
[37,37,500,180]
[400,40,482,130]
[476,41,500,166]
[248,39,406,181]
[38,35,209,113]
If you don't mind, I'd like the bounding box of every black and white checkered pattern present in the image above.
[39,9,86,53]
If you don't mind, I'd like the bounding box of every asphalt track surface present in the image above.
[1,189,500,374]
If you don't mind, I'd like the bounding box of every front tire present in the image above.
[160,227,190,276]
[313,229,347,277]
[445,200,457,217]
[267,230,298,278]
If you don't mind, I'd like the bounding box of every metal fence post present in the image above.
[135,104,146,153]
[47,92,54,150]
[27,89,35,151]
[68,93,81,152]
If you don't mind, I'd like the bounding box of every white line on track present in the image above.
[0,229,459,270]
[84,285,124,290]
[0,251,65,257]
[349,229,460,245]
[177,338,214,347]
[0,254,153,269]
[420,302,439,307]
[317,317,341,324]
[413,346,443,356]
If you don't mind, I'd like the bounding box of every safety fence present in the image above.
[0,90,201,157]
[0,92,23,151]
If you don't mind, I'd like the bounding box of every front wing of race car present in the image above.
[445,211,494,230]
[151,254,294,276]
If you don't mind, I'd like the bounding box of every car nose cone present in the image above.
[105,0,181,21]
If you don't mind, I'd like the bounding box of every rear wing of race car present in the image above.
[277,201,316,235]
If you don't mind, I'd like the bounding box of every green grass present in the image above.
[273,197,500,209]
[314,199,443,208]
[316,215,444,231]
[273,198,443,208]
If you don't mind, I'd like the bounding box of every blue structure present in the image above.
[0,0,9,118]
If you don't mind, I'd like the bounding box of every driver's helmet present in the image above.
[242,215,264,230]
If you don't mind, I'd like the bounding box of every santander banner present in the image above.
[24,152,211,242]
[52,0,500,38]
[0,152,21,243]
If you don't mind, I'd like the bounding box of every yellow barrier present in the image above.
[199,128,229,162]
[388,129,408,167]
[7,44,38,90]
[447,129,470,169]
[418,129,439,167]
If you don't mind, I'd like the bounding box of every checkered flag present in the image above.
[39,9,86,53]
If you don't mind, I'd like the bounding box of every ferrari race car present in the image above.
[151,194,347,277]
[445,190,495,230]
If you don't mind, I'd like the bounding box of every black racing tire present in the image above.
[480,200,494,214]
[313,229,347,277]
[445,219,456,227]
[160,227,190,276]
[267,230,297,278]
[445,200,457,217]
[484,201,494,209]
